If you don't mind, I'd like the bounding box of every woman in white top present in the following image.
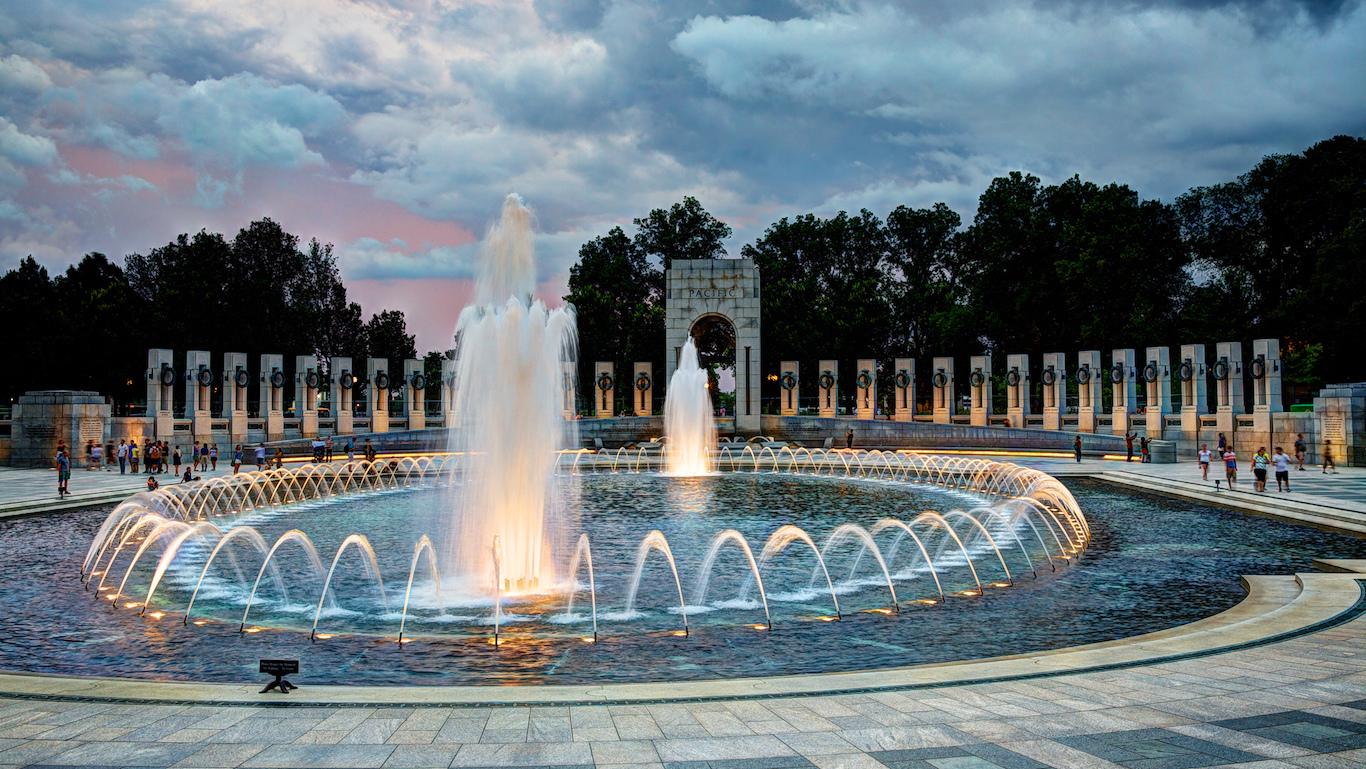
[1197,444,1212,480]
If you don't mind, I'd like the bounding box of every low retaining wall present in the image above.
[760,415,1127,454]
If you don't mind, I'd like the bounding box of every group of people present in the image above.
[1124,433,1155,462]
[1196,432,1337,493]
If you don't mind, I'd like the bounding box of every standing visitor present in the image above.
[88,441,102,471]
[129,440,139,474]
[1125,432,1136,462]
[1323,440,1338,474]
[1217,432,1227,452]
[210,444,218,471]
[846,428,854,449]
[1223,447,1238,487]
[173,446,182,475]
[346,437,356,462]
[274,447,284,469]
[1139,436,1150,463]
[1252,447,1269,492]
[55,448,70,497]
[325,436,333,462]
[190,442,199,471]
[1273,447,1291,492]
[233,445,243,474]
[364,438,376,463]
[1198,444,1212,480]
[1295,434,1307,470]
[117,440,128,474]
[1074,435,1082,463]
[105,440,115,471]
[255,443,266,470]
[84,440,94,471]
[146,442,159,474]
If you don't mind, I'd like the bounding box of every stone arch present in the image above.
[664,259,761,433]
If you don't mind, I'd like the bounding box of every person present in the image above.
[173,446,182,475]
[1217,432,1227,452]
[1223,447,1238,487]
[311,437,324,462]
[1272,447,1291,492]
[55,448,70,497]
[181,467,199,483]
[1295,434,1307,470]
[1074,435,1082,463]
[146,442,159,474]
[129,440,139,474]
[1139,436,1150,463]
[325,436,334,462]
[1198,444,1212,480]
[1323,440,1338,474]
[346,437,356,462]
[233,445,243,474]
[117,439,128,474]
[255,443,266,470]
[364,438,376,463]
[274,447,284,469]
[1125,432,1136,462]
[191,442,199,471]
[210,444,218,471]
[146,475,159,491]
[88,441,102,471]
[84,440,94,471]
[1252,447,1269,492]
[105,440,115,471]
[846,428,854,449]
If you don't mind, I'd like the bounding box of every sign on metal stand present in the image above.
[259,659,298,694]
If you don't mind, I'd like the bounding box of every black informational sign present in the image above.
[259,659,298,676]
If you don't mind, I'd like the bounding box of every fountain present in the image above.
[444,194,577,594]
[664,337,716,475]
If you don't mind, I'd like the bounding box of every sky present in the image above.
[0,0,1362,352]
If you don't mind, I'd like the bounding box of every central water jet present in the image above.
[664,338,716,475]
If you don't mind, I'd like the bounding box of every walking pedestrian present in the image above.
[1125,432,1136,462]
[1323,440,1338,474]
[1252,447,1269,492]
[117,439,127,474]
[1074,435,1082,463]
[1273,447,1291,492]
[1198,444,1212,480]
[233,445,243,474]
[84,440,94,471]
[1223,447,1238,487]
[1295,434,1307,470]
[88,441,102,471]
[1217,432,1227,452]
[55,448,70,497]
[255,443,266,470]
[210,444,218,471]
[105,440,115,471]
[346,437,355,463]
[173,446,182,475]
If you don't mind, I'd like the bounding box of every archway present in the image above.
[688,314,736,414]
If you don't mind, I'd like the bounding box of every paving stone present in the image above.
[171,742,270,767]
[242,743,397,768]
[381,744,461,768]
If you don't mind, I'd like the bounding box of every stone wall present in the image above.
[10,391,111,468]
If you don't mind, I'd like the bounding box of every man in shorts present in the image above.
[1198,444,1212,480]
[1272,447,1291,491]
[1223,447,1238,487]
[255,443,266,470]
[1294,434,1307,470]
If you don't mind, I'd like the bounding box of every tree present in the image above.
[633,196,732,270]
[364,310,417,369]
[884,203,971,360]
[0,257,57,400]
[564,227,665,405]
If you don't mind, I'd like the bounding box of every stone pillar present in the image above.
[594,362,616,418]
[441,357,459,427]
[779,361,799,416]
[260,354,285,441]
[1314,383,1365,467]
[893,358,915,422]
[224,352,249,445]
[1142,346,1171,439]
[368,358,390,433]
[1178,344,1207,441]
[931,357,955,424]
[186,349,213,440]
[817,360,838,418]
[560,360,575,420]
[969,355,992,426]
[1005,354,1030,428]
[855,359,877,420]
[1041,353,1065,431]
[1110,348,1136,436]
[1251,339,1282,446]
[12,391,110,468]
[1077,351,1101,433]
[403,359,426,431]
[147,348,174,438]
[1214,341,1244,440]
[633,362,654,417]
[332,357,355,435]
[295,355,320,438]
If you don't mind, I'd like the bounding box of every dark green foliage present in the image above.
[633,196,732,271]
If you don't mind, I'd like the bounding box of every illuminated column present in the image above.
[1178,344,1207,441]
[969,355,992,427]
[224,352,249,445]
[855,359,877,420]
[1109,349,1136,436]
[594,362,616,418]
[1142,346,1171,439]
[633,362,653,417]
[295,354,320,438]
[368,358,390,433]
[1214,341,1244,439]
[559,360,575,420]
[1251,338,1282,443]
[403,359,425,431]
[260,354,285,441]
[1005,353,1030,428]
[931,357,955,424]
[817,359,838,418]
[779,361,799,416]
[1076,351,1101,433]
[1041,352,1065,431]
[147,348,175,438]
[893,358,915,422]
[332,357,355,435]
[186,349,213,440]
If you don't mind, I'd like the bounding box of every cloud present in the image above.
[0,117,58,167]
[0,54,52,93]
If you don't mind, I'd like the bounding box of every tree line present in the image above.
[566,135,1365,406]
[0,218,417,405]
